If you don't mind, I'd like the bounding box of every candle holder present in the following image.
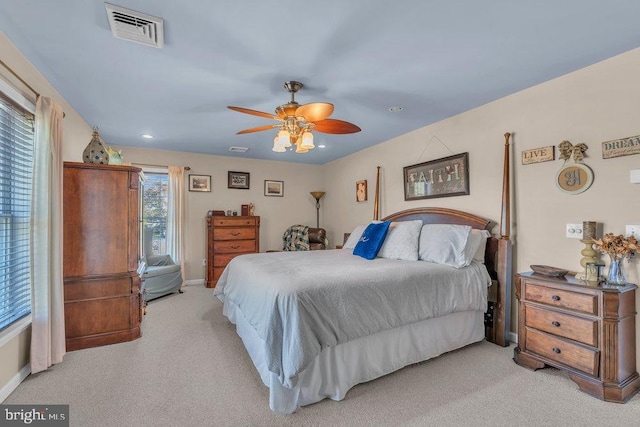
[576,221,597,280]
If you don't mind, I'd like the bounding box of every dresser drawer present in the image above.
[525,305,597,346]
[213,227,256,240]
[526,328,599,376]
[213,239,256,253]
[212,217,257,227]
[525,283,598,315]
[213,252,252,267]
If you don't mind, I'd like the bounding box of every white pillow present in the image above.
[343,225,366,249]
[419,224,472,268]
[466,229,491,264]
[377,220,423,261]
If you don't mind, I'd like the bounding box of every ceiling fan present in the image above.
[228,81,361,153]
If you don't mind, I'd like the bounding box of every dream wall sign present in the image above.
[601,134,640,159]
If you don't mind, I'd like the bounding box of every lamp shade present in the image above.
[310,191,325,201]
[300,131,315,149]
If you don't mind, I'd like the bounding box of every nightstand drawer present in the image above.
[526,328,599,376]
[525,305,597,346]
[525,283,597,315]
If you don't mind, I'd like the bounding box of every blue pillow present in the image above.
[353,221,391,260]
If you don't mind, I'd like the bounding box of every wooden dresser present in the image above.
[514,272,639,403]
[63,162,143,351]
[206,215,260,288]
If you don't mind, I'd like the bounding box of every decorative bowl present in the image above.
[530,265,569,277]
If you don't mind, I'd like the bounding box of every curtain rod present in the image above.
[0,58,66,117]
[132,162,191,170]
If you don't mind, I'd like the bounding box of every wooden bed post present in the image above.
[373,166,380,220]
[495,133,512,347]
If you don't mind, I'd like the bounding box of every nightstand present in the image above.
[514,272,640,403]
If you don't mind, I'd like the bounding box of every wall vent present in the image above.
[228,146,249,153]
[105,3,164,48]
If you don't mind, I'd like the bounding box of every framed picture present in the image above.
[227,171,250,189]
[403,152,469,201]
[188,174,211,192]
[264,180,284,197]
[356,179,367,202]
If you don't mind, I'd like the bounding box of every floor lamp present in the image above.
[310,191,326,228]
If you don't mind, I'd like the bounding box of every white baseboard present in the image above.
[185,279,205,286]
[0,363,30,403]
[510,332,518,344]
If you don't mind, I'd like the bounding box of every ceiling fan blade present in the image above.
[295,102,334,122]
[312,119,361,134]
[228,106,279,120]
[236,124,277,134]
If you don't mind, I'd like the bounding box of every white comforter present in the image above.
[214,249,490,388]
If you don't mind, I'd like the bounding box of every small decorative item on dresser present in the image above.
[530,265,568,278]
[106,146,123,165]
[83,126,109,164]
[576,220,598,280]
[594,233,638,285]
[241,204,249,216]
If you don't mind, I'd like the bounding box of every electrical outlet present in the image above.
[201,258,206,266]
[566,223,583,239]
[626,225,640,238]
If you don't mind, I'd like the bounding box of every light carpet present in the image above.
[4,284,640,426]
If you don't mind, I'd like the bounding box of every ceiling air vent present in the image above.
[229,146,249,153]
[105,3,164,48]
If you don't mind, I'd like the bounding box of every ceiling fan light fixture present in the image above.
[277,129,291,146]
[299,131,314,149]
[228,81,360,155]
[295,142,309,154]
[272,141,286,152]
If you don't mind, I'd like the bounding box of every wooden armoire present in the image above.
[63,162,143,351]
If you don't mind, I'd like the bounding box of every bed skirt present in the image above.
[222,299,485,414]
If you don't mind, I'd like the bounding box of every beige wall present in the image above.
[323,47,640,366]
[113,146,324,280]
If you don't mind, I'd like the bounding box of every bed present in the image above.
[214,136,512,414]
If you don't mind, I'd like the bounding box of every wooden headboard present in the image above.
[374,133,513,347]
[381,207,511,347]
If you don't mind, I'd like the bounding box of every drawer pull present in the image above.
[551,321,560,327]
[552,347,561,354]
[551,295,560,301]
[230,232,240,236]
[230,245,240,249]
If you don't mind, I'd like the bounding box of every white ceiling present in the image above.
[1,1,639,164]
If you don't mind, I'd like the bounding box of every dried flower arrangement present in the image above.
[594,233,638,259]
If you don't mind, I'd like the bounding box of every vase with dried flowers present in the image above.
[593,233,638,285]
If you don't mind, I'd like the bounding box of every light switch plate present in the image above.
[566,223,583,239]
[626,225,640,237]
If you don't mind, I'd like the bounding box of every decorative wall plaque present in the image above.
[522,146,555,165]
[555,141,593,195]
[601,134,640,159]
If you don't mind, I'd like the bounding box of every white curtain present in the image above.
[166,166,185,285]
[30,96,65,374]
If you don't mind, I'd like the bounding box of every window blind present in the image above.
[0,93,34,331]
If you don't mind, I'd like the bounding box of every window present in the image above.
[141,172,168,256]
[0,92,35,332]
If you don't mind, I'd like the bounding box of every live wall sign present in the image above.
[601,134,640,159]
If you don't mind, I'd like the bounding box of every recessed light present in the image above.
[318,144,326,148]
[389,106,403,112]
[141,134,154,139]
